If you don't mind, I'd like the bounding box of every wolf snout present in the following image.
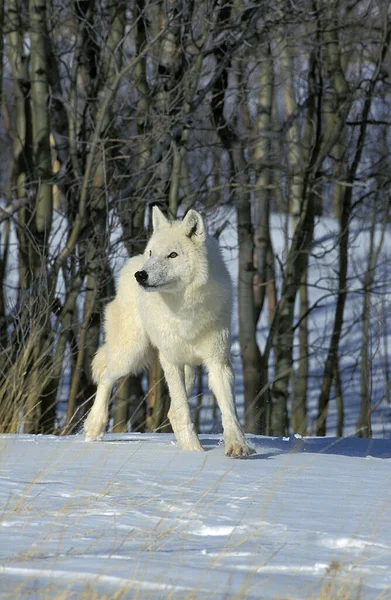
[135,270,148,285]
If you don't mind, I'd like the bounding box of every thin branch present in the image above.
[0,198,28,224]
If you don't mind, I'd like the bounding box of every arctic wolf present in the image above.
[84,207,254,457]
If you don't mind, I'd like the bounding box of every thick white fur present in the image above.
[84,207,254,457]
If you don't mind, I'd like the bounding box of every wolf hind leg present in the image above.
[91,345,107,384]
[85,341,152,441]
[84,374,115,440]
[85,345,114,440]
[184,365,196,396]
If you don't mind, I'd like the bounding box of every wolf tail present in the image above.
[91,345,107,384]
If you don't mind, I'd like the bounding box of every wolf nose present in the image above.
[135,270,148,284]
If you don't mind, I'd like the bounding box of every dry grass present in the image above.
[0,327,57,434]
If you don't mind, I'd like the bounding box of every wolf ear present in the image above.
[183,209,205,241]
[152,205,168,231]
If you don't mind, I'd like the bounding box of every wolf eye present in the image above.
[149,250,152,257]
[168,252,178,258]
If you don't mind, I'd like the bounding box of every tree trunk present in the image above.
[237,170,268,433]
[277,5,303,218]
[316,197,350,435]
[271,196,315,436]
[292,267,309,435]
[30,0,53,244]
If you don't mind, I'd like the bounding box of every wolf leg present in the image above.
[184,365,196,396]
[208,361,255,457]
[160,356,204,452]
[84,372,115,440]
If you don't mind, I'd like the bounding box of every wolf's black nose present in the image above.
[135,270,148,284]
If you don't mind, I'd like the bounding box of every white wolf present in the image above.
[84,207,254,457]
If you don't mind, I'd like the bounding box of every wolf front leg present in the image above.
[208,361,255,457]
[160,355,204,452]
[84,374,115,440]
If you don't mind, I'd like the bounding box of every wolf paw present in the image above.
[177,435,205,452]
[225,440,256,458]
[84,412,107,441]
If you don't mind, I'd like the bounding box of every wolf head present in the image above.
[134,207,209,292]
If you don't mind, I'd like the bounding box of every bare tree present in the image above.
[1,0,390,440]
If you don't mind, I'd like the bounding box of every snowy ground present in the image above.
[1,433,390,599]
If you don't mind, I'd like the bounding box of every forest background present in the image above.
[0,0,390,440]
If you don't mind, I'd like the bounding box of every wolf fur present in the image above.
[84,207,254,457]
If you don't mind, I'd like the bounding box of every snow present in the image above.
[1,433,390,599]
